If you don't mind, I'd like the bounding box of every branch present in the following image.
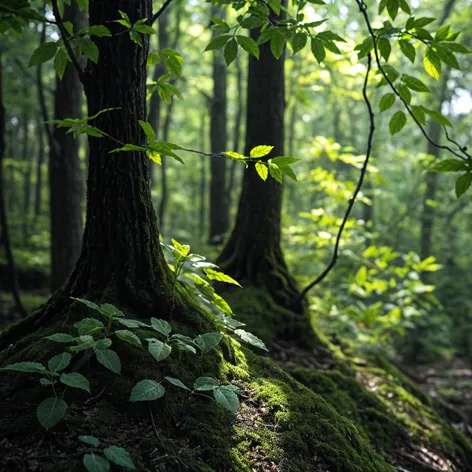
[356,0,470,161]
[50,0,84,83]
[151,0,174,25]
[297,53,375,303]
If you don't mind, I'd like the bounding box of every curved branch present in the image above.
[151,0,174,25]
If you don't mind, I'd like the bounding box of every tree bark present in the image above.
[49,2,86,290]
[21,90,32,247]
[33,112,45,223]
[208,6,229,245]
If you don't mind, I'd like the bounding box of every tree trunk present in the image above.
[208,6,229,245]
[199,110,207,241]
[33,112,45,223]
[49,2,86,291]
[217,13,305,323]
[21,93,32,247]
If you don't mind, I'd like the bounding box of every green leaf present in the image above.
[424,48,441,79]
[435,24,450,42]
[60,372,91,393]
[397,83,411,104]
[45,333,75,343]
[456,173,471,198]
[70,338,96,352]
[54,48,69,80]
[440,42,471,54]
[214,386,240,413]
[150,318,172,336]
[1,361,47,374]
[110,144,147,154]
[164,376,191,391]
[271,156,300,166]
[37,397,67,430]
[48,353,72,374]
[401,75,430,92]
[311,37,325,63]
[94,338,112,350]
[147,339,172,362]
[103,446,136,469]
[75,318,104,335]
[250,145,274,158]
[436,47,460,69]
[71,297,101,312]
[194,377,218,391]
[162,52,183,78]
[236,35,259,58]
[381,64,400,83]
[40,378,52,386]
[413,17,436,28]
[234,329,268,351]
[194,332,223,354]
[130,379,165,402]
[118,319,149,329]
[203,268,242,287]
[255,162,268,181]
[205,34,232,51]
[268,163,283,183]
[225,151,246,160]
[100,303,125,318]
[115,330,142,347]
[411,105,426,125]
[386,0,399,20]
[95,349,121,374]
[270,29,285,60]
[377,38,391,61]
[78,25,111,37]
[398,0,411,14]
[223,38,238,66]
[429,159,468,172]
[389,111,407,135]
[83,453,110,472]
[379,93,395,112]
[28,42,58,67]
[79,436,101,447]
[292,32,307,54]
[422,108,452,127]
[79,38,99,63]
[139,120,156,142]
[398,40,415,63]
[147,52,161,65]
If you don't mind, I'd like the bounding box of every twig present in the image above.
[50,0,84,83]
[297,53,375,302]
[151,0,174,25]
[148,404,159,439]
[355,0,470,161]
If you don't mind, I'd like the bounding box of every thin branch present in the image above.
[50,0,84,83]
[297,53,375,302]
[356,0,470,161]
[151,0,174,25]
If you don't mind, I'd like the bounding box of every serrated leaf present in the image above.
[377,38,391,61]
[205,34,232,51]
[1,361,47,374]
[402,75,430,92]
[399,40,415,63]
[194,332,223,353]
[139,120,156,141]
[456,173,471,198]
[150,318,172,336]
[147,339,172,362]
[130,379,165,402]
[397,83,411,104]
[48,353,72,374]
[79,38,99,63]
[386,0,399,20]
[99,303,125,318]
[423,108,452,127]
[83,453,110,472]
[29,42,58,67]
[94,338,112,351]
[223,38,238,66]
[292,32,307,54]
[115,330,142,347]
[430,159,468,172]
[71,297,101,312]
[436,47,460,70]
[278,164,297,181]
[411,105,426,125]
[60,372,91,393]
[398,0,411,14]
[270,29,285,59]
[75,318,104,335]
[194,377,218,391]
[389,111,407,135]
[236,35,259,58]
[234,329,268,351]
[54,48,69,80]
[214,386,240,413]
[250,145,273,158]
[37,397,67,430]
[271,156,300,166]
[45,333,75,343]
[117,319,149,329]
[255,162,268,181]
[379,93,395,112]
[203,268,242,286]
[311,37,325,63]
[424,49,441,79]
[268,163,283,183]
[164,376,191,391]
[95,349,121,374]
[79,435,101,447]
[103,446,136,469]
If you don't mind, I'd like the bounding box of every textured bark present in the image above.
[33,112,45,222]
[217,15,303,315]
[49,2,86,290]
[21,96,32,246]
[208,6,229,245]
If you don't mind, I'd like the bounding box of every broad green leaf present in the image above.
[194,332,223,353]
[401,75,430,92]
[60,372,91,393]
[94,338,112,350]
[164,376,191,391]
[411,105,426,125]
[37,397,67,430]
[79,38,99,63]
[255,162,268,181]
[147,52,161,65]
[278,165,297,180]
[436,47,460,70]
[204,268,242,287]
[71,297,101,312]
[456,173,471,198]
[236,35,259,58]
[270,29,285,59]
[147,339,172,362]
[424,49,441,79]
[386,0,399,20]
[70,338,96,352]
[48,353,72,374]
[194,377,218,391]
[397,84,411,104]
[139,120,156,141]
[311,37,325,63]
[54,48,69,80]
[422,108,452,127]
[271,156,300,166]
[129,379,165,402]
[103,446,136,469]
[115,330,142,347]
[377,38,391,61]
[99,303,125,318]
[389,111,407,135]
[147,148,162,164]
[1,361,47,374]
[95,349,121,374]
[398,40,415,63]
[204,34,232,51]
[435,24,450,42]
[429,159,467,172]
[225,151,246,160]
[79,435,101,447]
[45,333,75,343]
[234,329,268,351]
[29,42,58,67]
[223,38,238,66]
[78,25,111,37]
[83,453,110,472]
[250,145,273,158]
[268,163,283,183]
[118,319,149,329]
[40,378,52,386]
[150,318,172,336]
[110,144,147,153]
[398,0,411,14]
[213,386,240,413]
[75,318,104,335]
[162,50,183,78]
[173,339,197,353]
[379,93,395,112]
[292,32,307,54]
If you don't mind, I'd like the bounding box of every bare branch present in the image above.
[151,0,174,25]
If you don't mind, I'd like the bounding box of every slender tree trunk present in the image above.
[199,111,207,241]
[208,6,228,245]
[33,112,45,223]
[0,49,28,318]
[21,92,32,247]
[49,2,86,290]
